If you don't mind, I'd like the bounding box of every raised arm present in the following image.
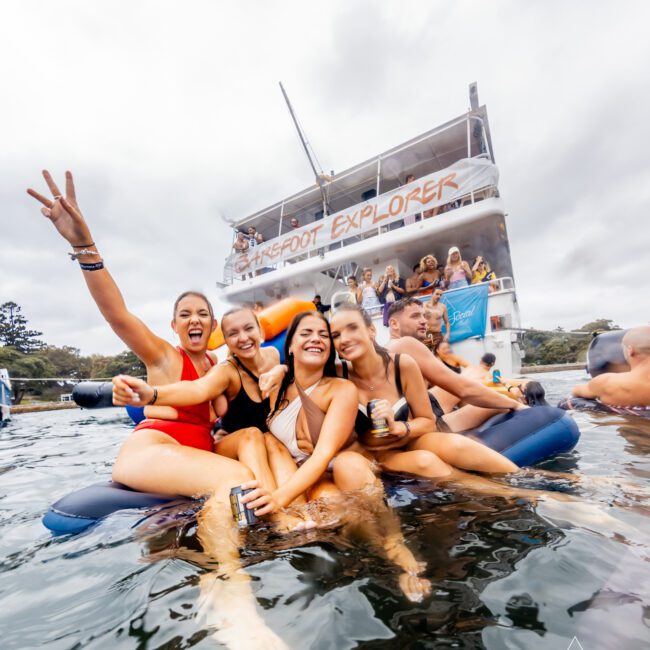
[27,171,172,367]
[572,374,608,400]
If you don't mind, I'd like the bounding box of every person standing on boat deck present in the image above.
[444,246,471,289]
[403,174,420,225]
[232,230,249,252]
[377,265,406,326]
[247,225,264,247]
[405,264,422,296]
[417,255,441,293]
[27,171,288,648]
[289,216,300,230]
[329,303,518,475]
[423,288,450,352]
[345,276,362,303]
[571,326,650,407]
[359,267,382,315]
[386,298,526,430]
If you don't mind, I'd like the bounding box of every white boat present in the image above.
[217,84,524,376]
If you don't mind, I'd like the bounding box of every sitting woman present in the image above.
[239,310,432,601]
[112,306,289,519]
[329,303,518,476]
[436,340,470,374]
[444,246,472,290]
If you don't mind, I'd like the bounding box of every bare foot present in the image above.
[270,510,317,533]
[198,573,288,650]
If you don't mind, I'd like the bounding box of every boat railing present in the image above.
[221,180,499,284]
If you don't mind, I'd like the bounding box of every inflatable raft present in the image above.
[43,405,580,534]
[558,397,650,419]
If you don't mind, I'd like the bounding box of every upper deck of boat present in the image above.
[218,103,513,302]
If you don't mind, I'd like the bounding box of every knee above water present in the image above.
[410,450,448,475]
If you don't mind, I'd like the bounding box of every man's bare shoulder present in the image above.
[386,336,429,356]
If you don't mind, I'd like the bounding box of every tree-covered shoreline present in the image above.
[1,301,145,404]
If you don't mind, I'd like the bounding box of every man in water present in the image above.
[385,298,524,431]
[463,353,497,383]
[572,326,650,406]
[424,288,450,351]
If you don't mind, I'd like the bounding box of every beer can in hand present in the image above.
[230,486,260,527]
[367,399,390,437]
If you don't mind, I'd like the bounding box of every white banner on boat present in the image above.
[231,157,498,274]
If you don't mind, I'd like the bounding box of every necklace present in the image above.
[351,368,386,392]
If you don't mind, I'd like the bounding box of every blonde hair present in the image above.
[419,255,438,273]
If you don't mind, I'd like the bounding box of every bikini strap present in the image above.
[394,353,405,398]
[231,355,260,383]
[295,382,326,447]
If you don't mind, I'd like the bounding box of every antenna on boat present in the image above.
[279,81,331,216]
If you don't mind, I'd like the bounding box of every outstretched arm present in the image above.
[572,374,608,400]
[27,171,172,368]
[391,337,524,410]
[113,364,233,407]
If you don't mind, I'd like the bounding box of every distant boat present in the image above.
[218,83,523,376]
[0,369,11,426]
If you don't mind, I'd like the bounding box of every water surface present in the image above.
[1,371,649,649]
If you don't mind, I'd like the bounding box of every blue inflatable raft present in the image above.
[43,404,580,534]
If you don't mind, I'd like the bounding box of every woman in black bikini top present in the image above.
[330,303,518,476]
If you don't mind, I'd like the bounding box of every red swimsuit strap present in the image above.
[173,347,215,426]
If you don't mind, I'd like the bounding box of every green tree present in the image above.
[578,319,620,333]
[0,346,54,404]
[101,350,146,377]
[0,302,44,352]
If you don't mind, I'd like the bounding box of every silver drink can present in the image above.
[367,399,390,437]
[229,486,260,527]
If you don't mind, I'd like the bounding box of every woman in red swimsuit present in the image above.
[28,171,252,498]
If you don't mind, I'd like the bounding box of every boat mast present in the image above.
[279,82,330,217]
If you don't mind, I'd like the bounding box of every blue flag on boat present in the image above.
[440,283,489,343]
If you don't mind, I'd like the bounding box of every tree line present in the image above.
[0,301,145,404]
[521,319,621,365]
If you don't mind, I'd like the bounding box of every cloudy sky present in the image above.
[1,1,648,355]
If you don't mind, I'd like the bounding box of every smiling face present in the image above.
[450,251,460,264]
[425,256,436,271]
[347,277,358,289]
[330,309,375,361]
[390,303,427,341]
[172,294,216,352]
[363,269,373,283]
[288,313,332,370]
[222,309,262,359]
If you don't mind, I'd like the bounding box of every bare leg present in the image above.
[217,427,278,494]
[442,405,504,432]
[378,448,454,479]
[409,431,518,473]
[113,430,286,649]
[332,451,431,602]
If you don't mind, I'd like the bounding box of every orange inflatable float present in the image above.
[208,298,316,350]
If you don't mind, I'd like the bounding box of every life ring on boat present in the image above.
[587,329,629,377]
[208,298,316,350]
[558,396,650,419]
[42,405,580,534]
